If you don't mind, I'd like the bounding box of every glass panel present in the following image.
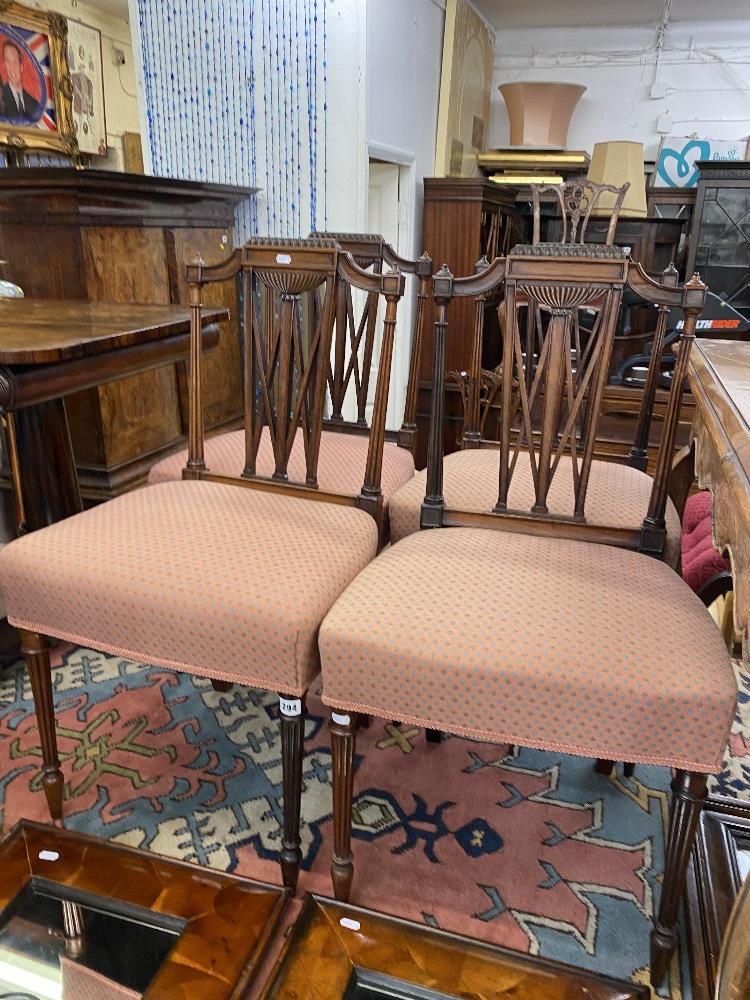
[695,186,750,316]
[0,882,181,999]
[344,968,460,1000]
[736,835,750,883]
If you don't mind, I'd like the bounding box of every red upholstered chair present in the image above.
[682,490,732,601]
[147,233,432,500]
[318,246,737,988]
[0,239,405,890]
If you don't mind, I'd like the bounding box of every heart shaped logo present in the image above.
[657,139,711,188]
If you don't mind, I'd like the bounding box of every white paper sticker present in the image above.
[275,253,292,264]
[280,697,302,717]
[39,850,59,862]
[340,917,361,931]
[332,712,351,726]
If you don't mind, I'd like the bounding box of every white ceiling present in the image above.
[473,0,750,29]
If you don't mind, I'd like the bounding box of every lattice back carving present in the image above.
[497,248,627,519]
[423,244,707,557]
[241,239,339,486]
[532,180,629,247]
[312,231,432,451]
[184,238,406,521]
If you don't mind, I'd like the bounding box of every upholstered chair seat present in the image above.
[320,528,735,772]
[0,480,378,697]
[389,448,682,567]
[148,427,415,503]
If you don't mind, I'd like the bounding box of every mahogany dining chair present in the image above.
[318,245,736,988]
[0,238,405,890]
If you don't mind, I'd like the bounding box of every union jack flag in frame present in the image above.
[0,2,76,159]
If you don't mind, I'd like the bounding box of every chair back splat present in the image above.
[423,244,707,559]
[531,179,629,247]
[185,238,405,530]
[312,231,433,457]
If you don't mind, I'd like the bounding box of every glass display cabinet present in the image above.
[687,160,750,320]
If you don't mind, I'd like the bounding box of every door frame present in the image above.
[366,142,417,430]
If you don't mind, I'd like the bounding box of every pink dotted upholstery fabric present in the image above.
[681,491,731,594]
[0,481,378,696]
[147,428,415,503]
[388,449,682,567]
[319,528,736,772]
[60,956,141,1000]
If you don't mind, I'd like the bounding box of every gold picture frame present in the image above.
[0,0,77,158]
[434,0,494,178]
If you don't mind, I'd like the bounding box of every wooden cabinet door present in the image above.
[78,226,182,472]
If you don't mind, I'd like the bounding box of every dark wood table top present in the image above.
[0,298,228,365]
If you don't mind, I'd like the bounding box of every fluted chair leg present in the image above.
[21,629,63,820]
[330,711,358,902]
[279,694,305,890]
[650,770,707,987]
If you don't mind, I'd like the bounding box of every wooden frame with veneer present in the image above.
[261,894,649,999]
[0,821,286,999]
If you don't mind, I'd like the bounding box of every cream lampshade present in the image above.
[587,141,648,218]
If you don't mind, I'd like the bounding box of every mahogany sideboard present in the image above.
[0,168,256,502]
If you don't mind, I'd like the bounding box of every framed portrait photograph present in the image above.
[67,18,106,156]
[0,1,76,158]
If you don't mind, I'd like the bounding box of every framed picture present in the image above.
[0,1,76,158]
[686,796,750,998]
[67,18,106,156]
[434,0,494,177]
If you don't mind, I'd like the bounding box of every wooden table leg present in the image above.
[12,399,83,531]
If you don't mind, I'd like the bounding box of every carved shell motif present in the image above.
[259,269,328,296]
[517,283,601,311]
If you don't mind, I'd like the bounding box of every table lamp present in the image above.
[587,141,648,218]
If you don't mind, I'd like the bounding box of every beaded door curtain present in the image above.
[136,0,328,239]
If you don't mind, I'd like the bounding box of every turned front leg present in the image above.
[329,711,358,902]
[20,630,63,820]
[650,770,707,987]
[279,694,305,890]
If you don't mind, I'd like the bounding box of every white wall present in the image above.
[324,0,368,234]
[490,20,750,160]
[366,0,444,257]
[30,0,140,168]
[364,0,444,428]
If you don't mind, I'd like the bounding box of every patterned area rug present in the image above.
[1,648,747,998]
